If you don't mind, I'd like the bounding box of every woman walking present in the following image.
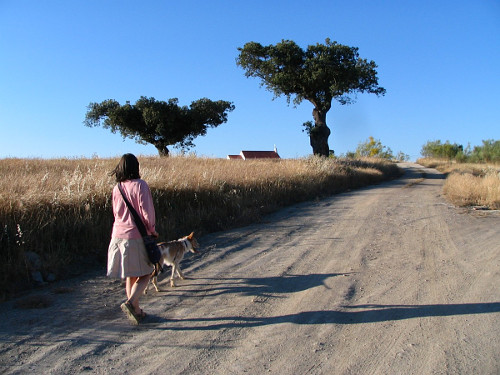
[107,153,158,324]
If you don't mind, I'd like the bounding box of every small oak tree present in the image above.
[84,96,235,156]
[237,38,386,156]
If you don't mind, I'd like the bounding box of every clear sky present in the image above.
[1,0,499,160]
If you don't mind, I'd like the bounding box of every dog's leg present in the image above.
[151,276,161,292]
[170,265,177,287]
[177,267,185,280]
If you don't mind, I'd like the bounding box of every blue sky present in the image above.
[1,0,498,160]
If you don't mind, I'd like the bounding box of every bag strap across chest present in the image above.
[117,183,148,238]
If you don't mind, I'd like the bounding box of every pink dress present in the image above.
[107,179,156,278]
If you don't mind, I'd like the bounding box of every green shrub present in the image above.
[355,136,394,160]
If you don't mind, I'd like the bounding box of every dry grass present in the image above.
[0,156,401,298]
[417,158,500,209]
[443,173,500,209]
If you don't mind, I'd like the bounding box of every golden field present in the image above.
[417,158,500,209]
[0,156,401,298]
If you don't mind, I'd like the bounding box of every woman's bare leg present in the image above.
[128,274,151,314]
[126,276,138,300]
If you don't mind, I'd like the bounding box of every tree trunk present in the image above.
[155,144,170,157]
[309,108,331,157]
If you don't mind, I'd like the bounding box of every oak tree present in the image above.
[84,96,235,156]
[237,39,386,156]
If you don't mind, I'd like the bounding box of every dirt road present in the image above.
[1,163,499,374]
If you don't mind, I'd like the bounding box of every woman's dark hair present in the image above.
[110,153,141,182]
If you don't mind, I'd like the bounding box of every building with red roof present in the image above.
[227,147,280,160]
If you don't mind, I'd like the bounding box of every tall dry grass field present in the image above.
[418,158,500,209]
[0,156,401,298]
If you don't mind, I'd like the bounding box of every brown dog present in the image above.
[146,232,199,293]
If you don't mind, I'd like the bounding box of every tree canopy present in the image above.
[84,96,235,156]
[237,38,385,156]
[421,140,464,160]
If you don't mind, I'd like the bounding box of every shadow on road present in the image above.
[159,302,500,330]
[165,273,345,299]
[148,272,500,330]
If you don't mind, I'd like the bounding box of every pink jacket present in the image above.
[111,179,156,239]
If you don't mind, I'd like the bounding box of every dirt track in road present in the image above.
[1,163,499,374]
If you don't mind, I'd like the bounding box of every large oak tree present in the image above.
[84,96,235,156]
[237,38,386,156]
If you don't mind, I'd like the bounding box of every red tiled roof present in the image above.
[227,154,243,160]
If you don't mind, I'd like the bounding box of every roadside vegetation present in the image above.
[0,156,401,298]
[418,139,500,210]
[343,136,409,162]
[420,139,500,163]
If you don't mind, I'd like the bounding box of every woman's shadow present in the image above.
[145,272,500,329]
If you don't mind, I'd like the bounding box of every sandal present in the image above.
[120,301,141,325]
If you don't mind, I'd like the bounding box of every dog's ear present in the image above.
[188,232,194,239]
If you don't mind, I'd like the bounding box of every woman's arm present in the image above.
[138,180,157,236]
